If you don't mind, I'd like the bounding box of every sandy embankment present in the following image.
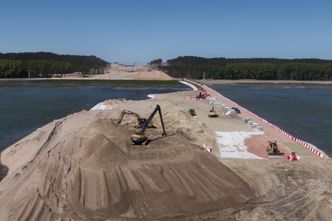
[0,84,331,220]
[91,63,173,80]
[80,63,173,80]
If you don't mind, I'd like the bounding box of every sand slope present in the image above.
[223,159,332,221]
[0,108,253,220]
[91,63,173,80]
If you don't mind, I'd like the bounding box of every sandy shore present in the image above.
[199,79,332,84]
[0,81,331,220]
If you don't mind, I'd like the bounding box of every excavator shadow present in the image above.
[144,133,175,145]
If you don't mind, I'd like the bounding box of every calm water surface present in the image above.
[211,84,332,156]
[0,81,189,151]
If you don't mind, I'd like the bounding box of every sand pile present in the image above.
[223,159,332,221]
[92,63,173,80]
[0,108,254,220]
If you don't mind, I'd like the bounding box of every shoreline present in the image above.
[1,78,332,85]
[198,79,332,85]
[0,79,180,87]
[0,78,175,81]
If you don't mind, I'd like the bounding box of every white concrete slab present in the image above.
[91,102,114,110]
[215,131,264,159]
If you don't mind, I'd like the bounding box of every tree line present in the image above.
[159,56,332,80]
[0,52,108,78]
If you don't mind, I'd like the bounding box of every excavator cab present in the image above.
[130,105,167,145]
[267,140,285,158]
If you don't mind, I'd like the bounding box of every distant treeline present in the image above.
[159,56,332,80]
[0,52,108,78]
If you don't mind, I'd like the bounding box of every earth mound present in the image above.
[0,110,254,221]
[92,63,173,80]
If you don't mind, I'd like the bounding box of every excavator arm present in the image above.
[117,110,146,127]
[131,105,166,145]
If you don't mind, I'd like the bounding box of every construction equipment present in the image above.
[208,106,218,118]
[130,105,167,145]
[267,141,285,157]
[117,110,154,128]
[231,107,241,114]
[188,108,197,117]
[196,90,207,99]
[287,152,298,161]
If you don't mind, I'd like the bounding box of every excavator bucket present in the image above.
[130,134,148,145]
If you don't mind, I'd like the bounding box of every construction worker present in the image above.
[287,152,298,161]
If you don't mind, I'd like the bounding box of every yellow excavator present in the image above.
[208,106,218,118]
[266,140,285,158]
[117,110,154,128]
[130,105,167,145]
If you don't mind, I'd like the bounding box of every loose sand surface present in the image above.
[90,63,173,80]
[0,87,331,220]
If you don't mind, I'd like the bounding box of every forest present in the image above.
[0,52,108,78]
[159,56,332,80]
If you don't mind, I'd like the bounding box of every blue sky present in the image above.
[0,0,331,64]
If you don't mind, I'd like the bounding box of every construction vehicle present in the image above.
[131,105,167,145]
[266,141,285,157]
[196,90,207,99]
[208,106,218,118]
[188,108,197,117]
[117,110,154,128]
[231,107,241,114]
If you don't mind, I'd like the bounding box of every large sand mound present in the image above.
[92,63,173,80]
[0,109,254,220]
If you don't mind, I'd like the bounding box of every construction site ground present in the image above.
[0,88,331,221]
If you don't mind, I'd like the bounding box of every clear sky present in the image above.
[0,0,331,64]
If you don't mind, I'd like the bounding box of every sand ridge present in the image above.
[90,63,173,80]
